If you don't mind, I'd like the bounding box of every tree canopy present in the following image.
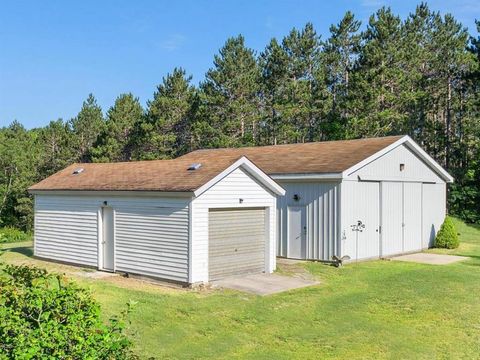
[1,3,479,228]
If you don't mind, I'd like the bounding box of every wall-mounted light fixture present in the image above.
[293,194,300,201]
[400,163,405,171]
[239,198,244,204]
[103,201,108,206]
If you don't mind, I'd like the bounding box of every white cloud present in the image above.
[160,34,187,52]
[265,16,274,30]
[361,0,385,8]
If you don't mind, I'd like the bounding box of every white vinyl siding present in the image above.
[190,167,277,283]
[277,182,340,261]
[34,194,190,282]
[35,196,98,267]
[114,204,189,282]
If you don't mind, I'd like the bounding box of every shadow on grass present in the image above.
[464,222,480,231]
[2,245,34,257]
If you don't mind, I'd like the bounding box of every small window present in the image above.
[399,163,405,171]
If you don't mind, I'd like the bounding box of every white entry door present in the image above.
[101,207,114,271]
[288,206,307,259]
[381,182,404,256]
[403,182,422,252]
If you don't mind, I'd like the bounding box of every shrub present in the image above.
[0,263,138,359]
[0,227,30,243]
[435,216,460,249]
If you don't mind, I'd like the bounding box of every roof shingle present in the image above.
[179,135,403,175]
[29,136,403,192]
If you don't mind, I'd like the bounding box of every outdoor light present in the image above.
[103,201,108,206]
[293,194,300,201]
[239,198,244,204]
[400,163,405,171]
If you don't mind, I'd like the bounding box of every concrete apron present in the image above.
[391,253,469,265]
[211,273,319,296]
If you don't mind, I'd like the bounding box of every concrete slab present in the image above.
[211,273,319,296]
[391,253,469,265]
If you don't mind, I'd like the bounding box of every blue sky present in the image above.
[1,0,479,129]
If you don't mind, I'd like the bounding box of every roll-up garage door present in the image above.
[208,208,266,281]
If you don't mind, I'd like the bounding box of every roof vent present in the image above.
[187,163,202,171]
[72,168,84,175]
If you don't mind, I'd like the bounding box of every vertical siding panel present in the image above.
[422,183,446,248]
[277,181,340,261]
[347,144,444,183]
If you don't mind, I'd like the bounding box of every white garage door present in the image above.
[208,208,266,281]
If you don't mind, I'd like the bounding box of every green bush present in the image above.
[435,216,460,249]
[0,263,138,359]
[0,227,30,243]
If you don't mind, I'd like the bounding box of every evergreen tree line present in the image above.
[1,4,479,230]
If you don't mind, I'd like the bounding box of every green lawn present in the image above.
[2,218,480,359]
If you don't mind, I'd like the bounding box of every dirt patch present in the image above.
[276,258,317,281]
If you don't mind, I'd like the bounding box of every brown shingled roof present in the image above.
[29,136,404,192]
[29,157,244,192]
[179,135,404,175]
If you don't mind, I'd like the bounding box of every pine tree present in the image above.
[90,93,143,162]
[0,122,40,230]
[430,13,472,171]
[402,3,439,146]
[199,35,261,147]
[323,10,361,133]
[280,23,325,142]
[349,7,406,138]
[70,94,104,162]
[259,38,289,145]
[131,68,197,159]
[38,119,75,176]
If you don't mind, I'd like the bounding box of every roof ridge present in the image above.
[182,135,406,154]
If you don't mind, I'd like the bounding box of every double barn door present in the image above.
[381,182,423,256]
[347,181,423,261]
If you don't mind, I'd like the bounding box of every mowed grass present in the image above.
[2,218,480,359]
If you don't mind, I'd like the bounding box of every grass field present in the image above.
[2,218,480,359]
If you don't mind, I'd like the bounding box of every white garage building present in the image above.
[30,135,452,284]
[29,157,285,284]
[180,135,453,262]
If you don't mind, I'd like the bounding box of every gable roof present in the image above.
[179,136,403,175]
[29,135,453,194]
[179,135,453,182]
[29,156,285,196]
